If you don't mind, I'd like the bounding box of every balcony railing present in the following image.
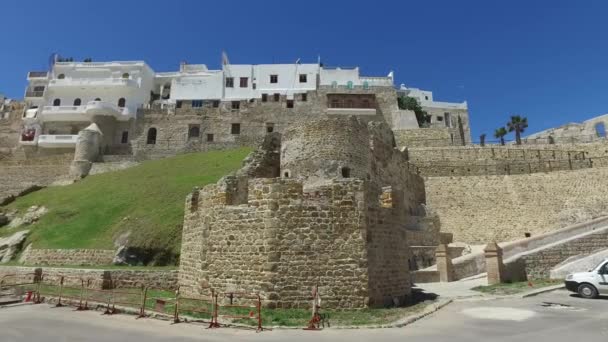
[360,76,393,86]
[28,71,49,78]
[25,90,45,97]
[37,134,79,148]
[49,77,138,87]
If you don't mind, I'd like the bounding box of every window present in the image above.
[299,74,307,83]
[273,93,280,102]
[240,77,248,88]
[94,98,101,101]
[117,98,126,108]
[146,128,157,145]
[57,74,65,79]
[437,116,443,122]
[341,167,351,178]
[425,95,429,100]
[286,100,294,108]
[595,122,606,138]
[270,74,278,83]
[176,100,183,109]
[231,123,241,135]
[266,123,274,133]
[361,99,370,108]
[53,98,61,106]
[207,134,214,142]
[192,100,203,108]
[122,73,129,79]
[73,98,82,106]
[33,86,45,92]
[261,94,268,102]
[346,100,353,108]
[346,81,353,89]
[225,77,234,88]
[301,93,307,102]
[444,112,452,128]
[188,125,200,138]
[121,131,129,144]
[331,99,340,108]
[252,83,256,90]
[212,100,220,108]
[231,101,240,110]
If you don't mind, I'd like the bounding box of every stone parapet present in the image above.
[20,247,115,266]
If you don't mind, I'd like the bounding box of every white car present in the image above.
[565,258,608,299]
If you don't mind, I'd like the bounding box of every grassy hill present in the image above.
[1,148,252,265]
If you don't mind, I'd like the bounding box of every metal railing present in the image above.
[28,71,48,78]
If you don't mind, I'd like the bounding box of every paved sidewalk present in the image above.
[414,276,488,300]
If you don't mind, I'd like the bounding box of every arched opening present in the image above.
[57,74,65,79]
[146,128,157,145]
[53,98,61,106]
[341,167,351,178]
[122,73,130,79]
[188,125,200,139]
[73,98,81,106]
[595,122,606,138]
[283,171,290,178]
[94,98,101,101]
[117,98,126,108]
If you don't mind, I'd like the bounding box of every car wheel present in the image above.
[577,283,598,299]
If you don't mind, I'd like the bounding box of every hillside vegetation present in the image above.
[2,148,252,265]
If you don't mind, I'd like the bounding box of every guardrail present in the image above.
[1,271,269,332]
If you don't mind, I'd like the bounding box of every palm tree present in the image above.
[494,127,507,145]
[507,115,528,145]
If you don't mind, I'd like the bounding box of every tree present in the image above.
[494,127,507,145]
[507,115,528,145]
[397,96,431,127]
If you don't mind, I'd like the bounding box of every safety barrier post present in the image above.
[303,285,328,330]
[138,286,148,318]
[77,279,90,311]
[56,276,65,307]
[173,288,180,324]
[209,289,219,328]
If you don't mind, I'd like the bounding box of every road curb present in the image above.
[520,284,565,298]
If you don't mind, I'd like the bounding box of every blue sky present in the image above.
[2,0,607,139]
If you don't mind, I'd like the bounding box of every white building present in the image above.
[18,55,403,150]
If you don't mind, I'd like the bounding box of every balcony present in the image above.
[40,101,132,122]
[27,71,49,79]
[326,107,377,116]
[37,134,79,148]
[24,90,45,98]
[360,76,393,87]
[48,77,139,88]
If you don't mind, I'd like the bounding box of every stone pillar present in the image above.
[70,123,102,179]
[484,242,505,285]
[435,244,453,282]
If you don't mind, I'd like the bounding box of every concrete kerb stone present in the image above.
[34,294,454,330]
[520,284,565,298]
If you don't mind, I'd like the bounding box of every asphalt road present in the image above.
[1,290,607,341]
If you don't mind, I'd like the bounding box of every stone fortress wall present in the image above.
[425,166,608,244]
[130,86,411,159]
[178,117,434,308]
[19,245,115,266]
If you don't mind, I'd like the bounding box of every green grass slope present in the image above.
[2,148,251,264]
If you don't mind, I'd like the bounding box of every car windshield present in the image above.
[592,260,607,271]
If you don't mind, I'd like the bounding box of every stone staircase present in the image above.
[414,216,608,283]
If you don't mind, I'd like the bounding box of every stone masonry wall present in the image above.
[0,266,178,290]
[179,118,426,308]
[20,247,115,266]
[520,228,608,279]
[425,167,608,244]
[0,154,73,202]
